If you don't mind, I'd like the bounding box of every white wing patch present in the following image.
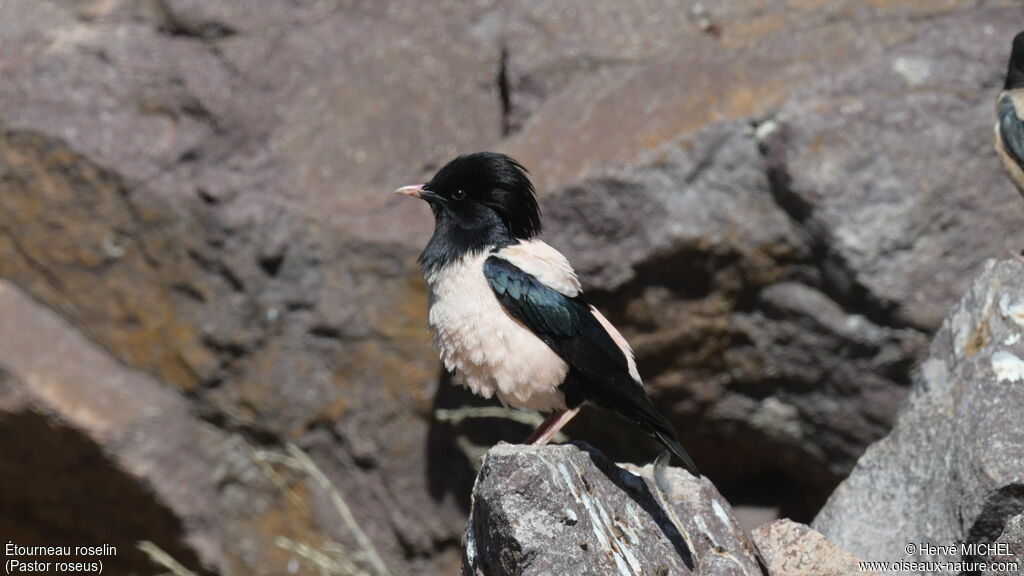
[589,306,642,384]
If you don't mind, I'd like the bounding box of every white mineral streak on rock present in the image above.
[556,462,635,576]
[993,351,1024,384]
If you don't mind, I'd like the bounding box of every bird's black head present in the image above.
[1006,31,1024,90]
[396,152,542,273]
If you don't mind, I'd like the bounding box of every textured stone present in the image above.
[0,77,460,576]
[813,260,1024,575]
[0,279,440,576]
[765,8,1024,329]
[500,0,1013,193]
[0,280,221,574]
[984,514,1024,575]
[753,519,878,576]
[462,443,761,576]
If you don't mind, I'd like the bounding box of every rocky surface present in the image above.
[764,12,1024,330]
[752,519,877,576]
[813,259,1024,575]
[2,0,1024,574]
[0,280,220,573]
[501,0,1020,193]
[985,513,1024,575]
[0,278,421,576]
[462,443,761,576]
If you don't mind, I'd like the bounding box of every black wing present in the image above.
[483,255,698,475]
[1000,97,1024,166]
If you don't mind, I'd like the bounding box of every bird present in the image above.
[995,30,1024,199]
[395,152,699,475]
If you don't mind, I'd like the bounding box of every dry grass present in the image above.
[138,439,393,576]
[251,443,393,576]
[137,541,198,576]
[434,406,567,442]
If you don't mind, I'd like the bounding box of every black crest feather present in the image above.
[426,152,542,239]
[1006,31,1024,90]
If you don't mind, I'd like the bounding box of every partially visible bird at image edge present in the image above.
[995,30,1024,201]
[394,152,699,476]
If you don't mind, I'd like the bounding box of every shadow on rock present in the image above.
[462,442,762,576]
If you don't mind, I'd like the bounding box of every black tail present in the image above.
[588,377,701,476]
[626,389,700,476]
[567,365,699,475]
[654,429,699,477]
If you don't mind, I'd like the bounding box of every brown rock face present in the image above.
[2,0,1023,574]
[1,1,503,572]
[0,278,458,576]
[0,280,219,574]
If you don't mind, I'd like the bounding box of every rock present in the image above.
[765,8,1024,330]
[0,126,470,573]
[501,0,1017,192]
[0,279,435,576]
[0,280,221,574]
[462,443,761,576]
[984,513,1024,575]
[752,519,879,576]
[732,505,780,535]
[813,259,1024,575]
[0,0,468,567]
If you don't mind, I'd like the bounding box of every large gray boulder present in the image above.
[813,259,1024,574]
[764,10,1024,329]
[500,1,1017,193]
[462,443,761,576]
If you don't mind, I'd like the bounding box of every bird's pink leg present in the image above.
[525,407,581,445]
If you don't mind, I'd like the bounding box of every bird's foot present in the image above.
[524,407,581,445]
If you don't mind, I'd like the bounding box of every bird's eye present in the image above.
[451,189,466,200]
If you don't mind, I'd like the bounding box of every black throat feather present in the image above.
[1006,64,1024,91]
[418,207,516,276]
[1007,33,1024,90]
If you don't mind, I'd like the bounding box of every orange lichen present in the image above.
[0,130,208,391]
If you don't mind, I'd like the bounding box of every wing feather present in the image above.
[1000,97,1024,165]
[482,254,698,475]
